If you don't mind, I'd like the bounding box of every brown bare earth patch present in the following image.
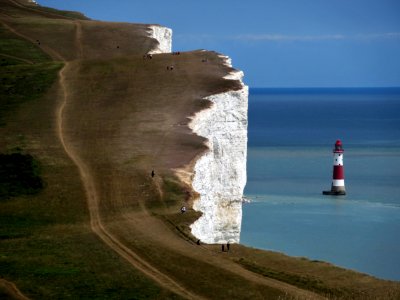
[1,0,399,299]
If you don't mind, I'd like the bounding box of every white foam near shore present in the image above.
[189,60,248,244]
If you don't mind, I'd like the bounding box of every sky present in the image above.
[37,0,400,88]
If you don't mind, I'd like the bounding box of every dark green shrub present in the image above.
[0,153,44,199]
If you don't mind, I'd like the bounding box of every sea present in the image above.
[241,87,400,281]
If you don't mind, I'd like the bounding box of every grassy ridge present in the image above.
[1,0,89,21]
[29,6,89,20]
[0,24,51,63]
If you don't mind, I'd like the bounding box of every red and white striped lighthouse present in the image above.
[323,140,346,195]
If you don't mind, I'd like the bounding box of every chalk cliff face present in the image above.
[148,25,172,54]
[190,57,248,244]
[146,26,248,244]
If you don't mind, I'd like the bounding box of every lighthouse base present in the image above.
[322,190,346,196]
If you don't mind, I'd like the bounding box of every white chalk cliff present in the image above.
[190,56,248,244]
[148,25,172,54]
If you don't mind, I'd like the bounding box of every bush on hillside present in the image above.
[0,153,44,199]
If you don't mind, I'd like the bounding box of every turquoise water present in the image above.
[242,88,400,281]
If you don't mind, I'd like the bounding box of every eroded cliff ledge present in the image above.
[147,26,248,244]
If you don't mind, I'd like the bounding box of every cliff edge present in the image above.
[148,17,249,246]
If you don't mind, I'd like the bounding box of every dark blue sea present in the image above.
[242,88,400,281]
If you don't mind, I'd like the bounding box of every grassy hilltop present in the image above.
[1,0,399,299]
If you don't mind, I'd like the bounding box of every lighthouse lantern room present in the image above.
[323,140,346,196]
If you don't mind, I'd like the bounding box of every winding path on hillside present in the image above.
[57,65,203,300]
[1,7,325,299]
[1,8,202,297]
[54,23,204,300]
[1,10,202,298]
